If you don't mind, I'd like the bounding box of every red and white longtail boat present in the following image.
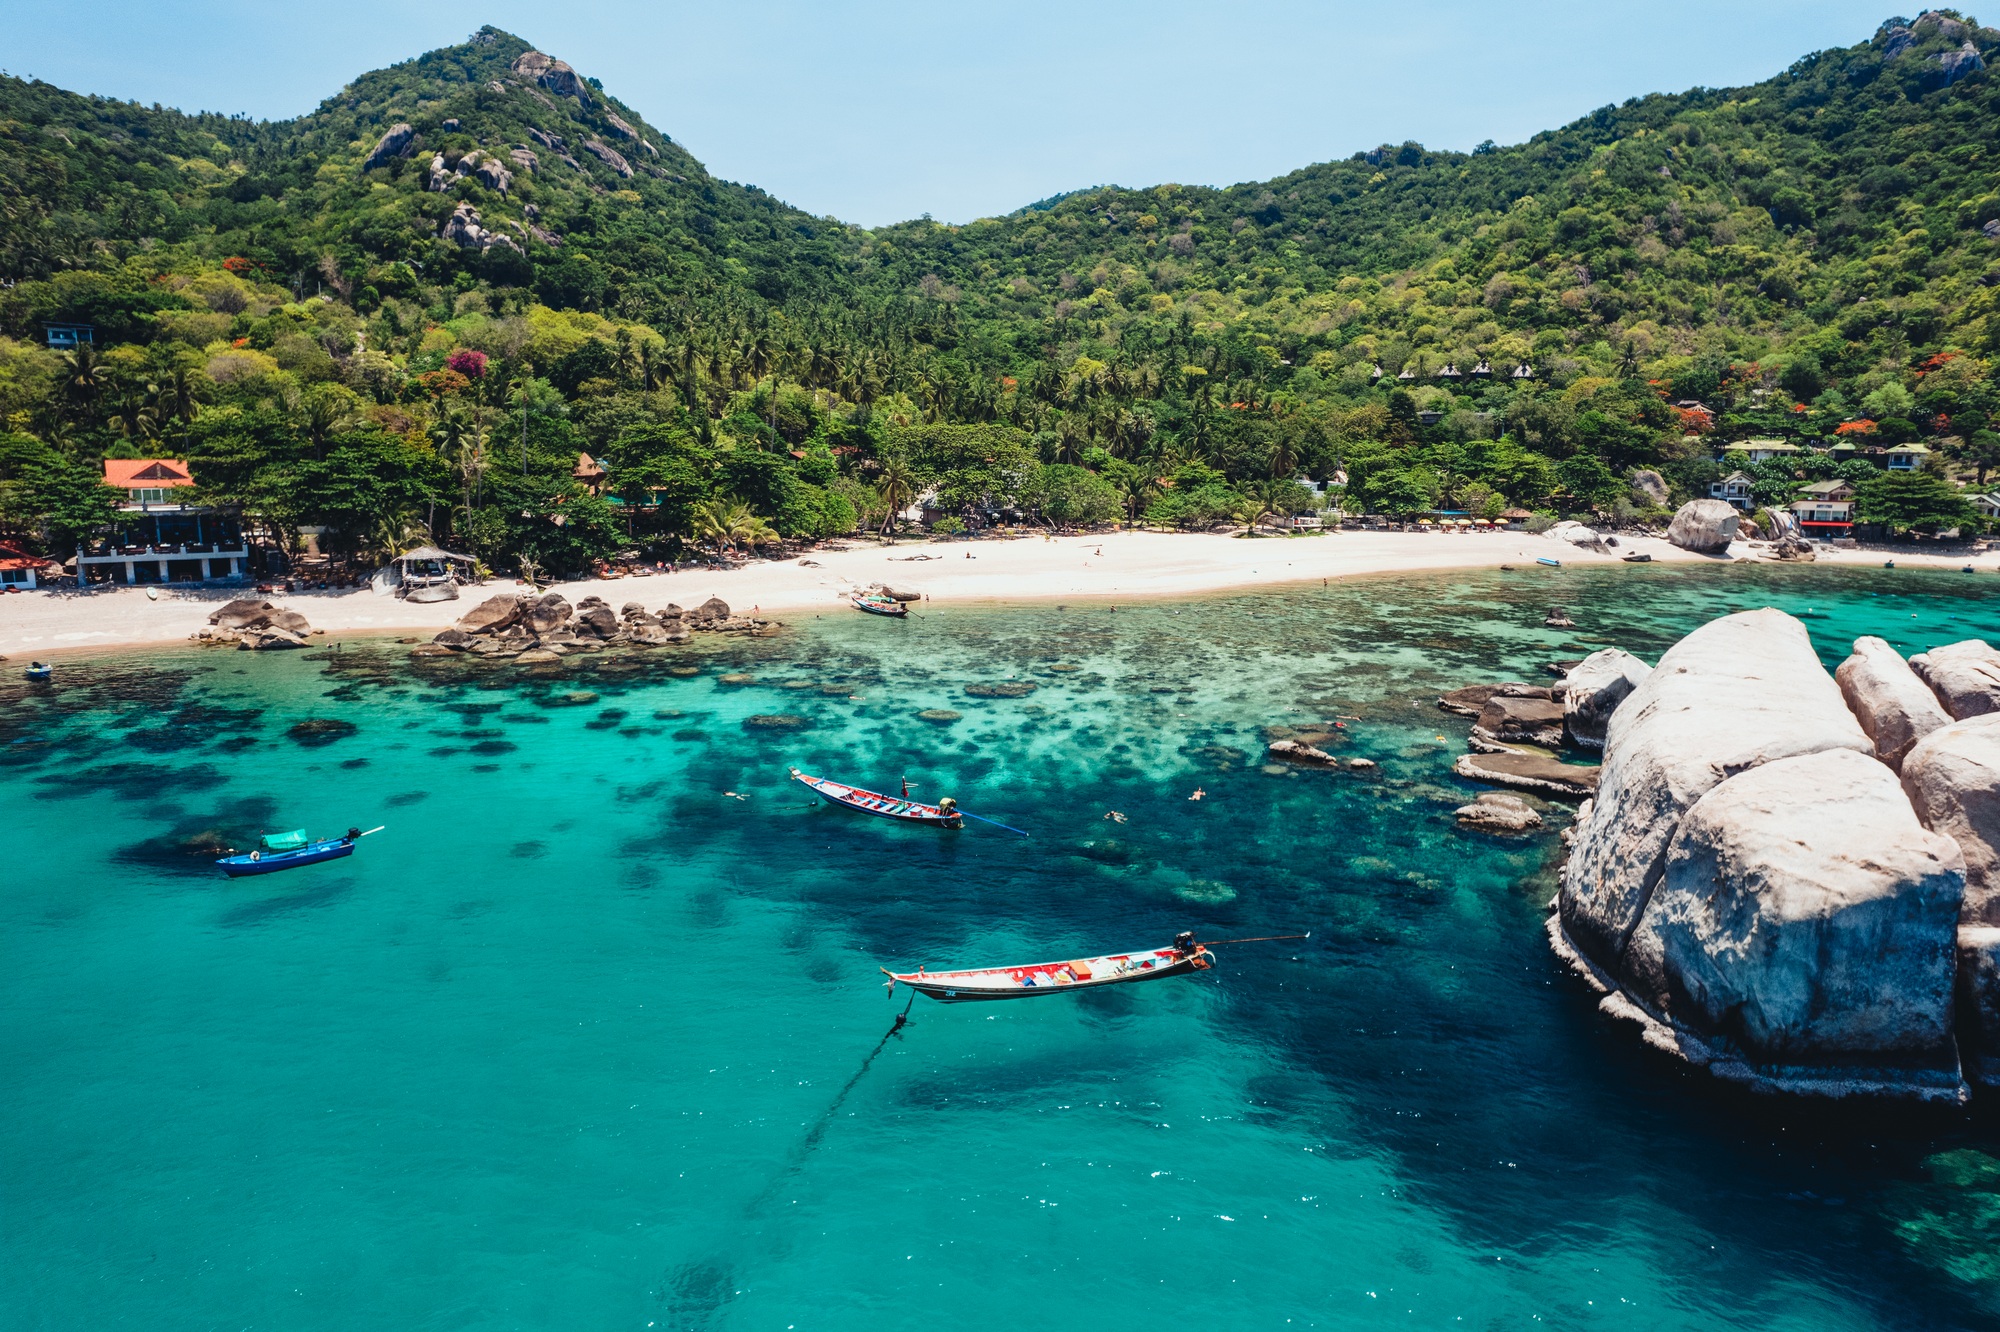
[883,932,1310,1003]
[790,767,964,827]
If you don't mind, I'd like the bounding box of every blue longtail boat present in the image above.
[216,826,383,877]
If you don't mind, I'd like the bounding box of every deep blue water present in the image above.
[6,564,2000,1330]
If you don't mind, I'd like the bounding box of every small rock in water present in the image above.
[1455,792,1545,833]
[918,708,963,724]
[1267,738,1337,765]
[718,673,757,686]
[287,718,358,747]
[743,714,810,730]
[965,680,1036,698]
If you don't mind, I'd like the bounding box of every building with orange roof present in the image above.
[79,459,250,585]
[0,540,56,591]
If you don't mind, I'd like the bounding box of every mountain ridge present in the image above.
[2,14,2000,574]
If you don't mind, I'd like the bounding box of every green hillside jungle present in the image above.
[6,13,2000,574]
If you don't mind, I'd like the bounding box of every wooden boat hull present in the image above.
[889,944,1210,1002]
[217,839,356,877]
[790,768,962,827]
[852,596,908,617]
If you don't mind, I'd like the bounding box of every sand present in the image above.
[0,528,1987,658]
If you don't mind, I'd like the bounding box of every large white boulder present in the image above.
[1559,608,1874,976]
[1900,714,2000,925]
[1664,499,1740,554]
[1836,636,1951,771]
[1909,639,2000,720]
[1618,748,1965,1097]
[1544,520,1599,546]
[1561,648,1652,751]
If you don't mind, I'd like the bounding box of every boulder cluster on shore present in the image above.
[417,591,779,660]
[193,599,319,649]
[1550,608,2000,1103]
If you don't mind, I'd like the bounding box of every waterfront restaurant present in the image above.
[79,459,251,585]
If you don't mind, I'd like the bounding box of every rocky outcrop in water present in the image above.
[1454,750,1596,796]
[1560,649,1652,751]
[1471,693,1566,749]
[1617,748,1965,1096]
[1455,792,1544,833]
[1549,612,2000,1101]
[1665,499,1740,553]
[1838,635,1951,770]
[1901,716,2000,925]
[1910,640,2000,720]
[1559,609,1873,976]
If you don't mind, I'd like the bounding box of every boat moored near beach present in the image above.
[216,825,383,877]
[790,768,962,826]
[851,593,908,617]
[886,934,1214,1002]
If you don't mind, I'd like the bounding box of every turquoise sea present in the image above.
[9,564,2000,1331]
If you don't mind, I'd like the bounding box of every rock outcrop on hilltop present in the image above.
[1664,499,1740,553]
[1552,615,2000,1101]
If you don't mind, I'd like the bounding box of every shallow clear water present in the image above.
[7,564,2000,1330]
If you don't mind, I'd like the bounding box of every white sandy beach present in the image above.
[0,528,1991,658]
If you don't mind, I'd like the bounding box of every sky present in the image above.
[3,1,1896,227]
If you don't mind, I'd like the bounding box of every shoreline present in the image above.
[2,528,1993,660]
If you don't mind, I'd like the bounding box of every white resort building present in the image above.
[78,460,251,585]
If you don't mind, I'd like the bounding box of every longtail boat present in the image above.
[851,593,908,617]
[790,767,962,826]
[884,933,1213,1003]
[216,826,383,878]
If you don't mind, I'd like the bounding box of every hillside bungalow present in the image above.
[1718,438,1801,465]
[1886,442,1931,471]
[0,540,56,590]
[1792,479,1857,535]
[1969,493,2000,522]
[78,459,249,585]
[1709,471,1755,510]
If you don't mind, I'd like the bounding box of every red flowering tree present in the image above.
[445,349,488,380]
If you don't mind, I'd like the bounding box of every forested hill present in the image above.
[2,14,2000,574]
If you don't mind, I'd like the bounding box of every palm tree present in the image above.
[110,385,161,442]
[62,345,104,417]
[298,387,355,461]
[1114,471,1159,525]
[158,366,203,442]
[874,455,918,537]
[430,408,482,509]
[692,499,778,555]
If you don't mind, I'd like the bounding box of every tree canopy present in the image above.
[3,14,2000,569]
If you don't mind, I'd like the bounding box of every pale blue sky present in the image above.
[4,1,1893,227]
